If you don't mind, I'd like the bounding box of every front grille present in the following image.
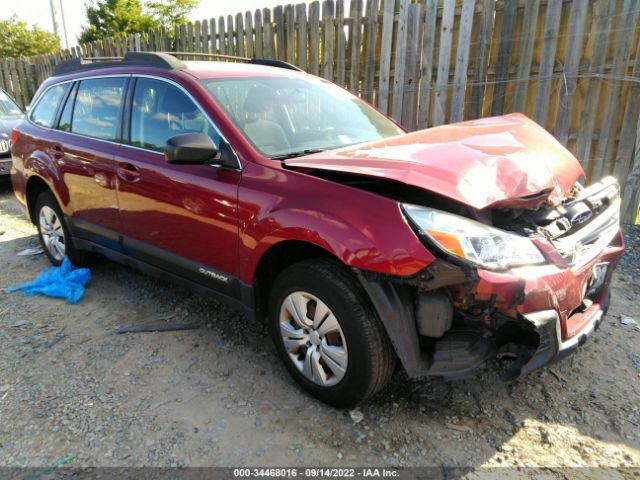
[0,140,8,153]
[551,176,621,267]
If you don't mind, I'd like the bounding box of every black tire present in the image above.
[268,258,396,407]
[34,190,93,267]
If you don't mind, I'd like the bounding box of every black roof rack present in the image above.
[54,52,187,76]
[167,52,303,72]
[53,51,303,76]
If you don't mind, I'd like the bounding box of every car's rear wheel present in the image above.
[268,258,396,407]
[35,190,92,267]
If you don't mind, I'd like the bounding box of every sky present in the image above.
[3,0,295,48]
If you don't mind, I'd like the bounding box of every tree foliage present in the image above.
[0,16,60,58]
[79,0,199,43]
[147,0,200,31]
[79,0,156,43]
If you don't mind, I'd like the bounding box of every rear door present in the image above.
[114,76,241,296]
[54,76,129,245]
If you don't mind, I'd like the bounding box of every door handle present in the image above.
[50,144,64,160]
[116,163,141,182]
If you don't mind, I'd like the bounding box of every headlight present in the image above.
[401,203,545,270]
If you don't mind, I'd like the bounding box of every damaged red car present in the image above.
[10,53,624,407]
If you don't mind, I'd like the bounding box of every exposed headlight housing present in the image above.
[401,203,545,270]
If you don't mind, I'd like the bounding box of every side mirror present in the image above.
[164,133,218,165]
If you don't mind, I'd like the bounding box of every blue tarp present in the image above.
[6,257,91,304]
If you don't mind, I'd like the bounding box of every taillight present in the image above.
[10,128,19,147]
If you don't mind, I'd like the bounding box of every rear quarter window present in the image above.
[30,84,68,128]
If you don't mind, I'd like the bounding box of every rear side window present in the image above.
[72,78,127,141]
[130,78,220,152]
[30,84,68,128]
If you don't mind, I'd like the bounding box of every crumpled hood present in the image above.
[284,113,584,210]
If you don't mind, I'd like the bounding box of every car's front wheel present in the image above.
[268,258,396,407]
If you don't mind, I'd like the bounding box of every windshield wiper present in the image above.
[270,149,325,160]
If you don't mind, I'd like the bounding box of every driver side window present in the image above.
[130,78,220,152]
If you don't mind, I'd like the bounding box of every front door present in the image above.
[115,76,241,296]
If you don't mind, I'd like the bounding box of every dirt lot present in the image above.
[1,179,640,475]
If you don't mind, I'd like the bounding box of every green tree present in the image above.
[79,0,199,43]
[79,0,156,43]
[147,0,200,31]
[0,16,60,58]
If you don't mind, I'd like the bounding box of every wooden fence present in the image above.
[1,0,640,221]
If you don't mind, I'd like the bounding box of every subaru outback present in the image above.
[10,52,624,407]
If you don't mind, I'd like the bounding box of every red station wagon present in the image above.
[10,53,624,406]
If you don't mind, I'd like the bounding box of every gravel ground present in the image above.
[1,179,639,475]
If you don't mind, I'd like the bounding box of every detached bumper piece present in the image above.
[519,294,608,378]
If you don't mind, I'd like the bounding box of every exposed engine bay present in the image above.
[339,172,623,382]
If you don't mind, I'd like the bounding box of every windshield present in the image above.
[0,90,23,116]
[199,75,403,158]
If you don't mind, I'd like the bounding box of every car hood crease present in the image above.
[284,113,585,210]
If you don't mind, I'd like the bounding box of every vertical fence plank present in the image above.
[209,18,218,54]
[417,0,437,128]
[450,0,475,123]
[591,0,640,179]
[285,4,295,63]
[433,0,456,125]
[322,0,335,81]
[622,116,640,222]
[309,1,321,75]
[362,0,379,103]
[391,0,410,122]
[236,13,245,58]
[490,0,518,116]
[575,0,615,168]
[194,21,201,53]
[377,0,395,113]
[254,10,264,58]
[335,0,346,85]
[554,1,588,143]
[227,15,235,56]
[263,8,276,59]
[401,3,422,130]
[274,6,285,59]
[616,42,640,193]
[245,12,254,58]
[533,0,563,127]
[512,0,540,113]
[218,17,226,55]
[348,0,363,92]
[296,3,308,70]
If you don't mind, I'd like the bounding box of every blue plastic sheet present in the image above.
[6,257,91,304]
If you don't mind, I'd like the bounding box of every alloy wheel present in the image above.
[39,206,66,262]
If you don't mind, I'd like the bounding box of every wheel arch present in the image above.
[251,239,337,321]
[25,175,54,224]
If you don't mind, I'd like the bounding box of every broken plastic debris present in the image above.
[115,323,200,334]
[446,422,473,433]
[16,247,44,256]
[349,409,364,424]
[620,316,638,329]
[5,257,91,304]
[10,320,30,328]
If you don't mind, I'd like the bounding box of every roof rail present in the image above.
[167,52,303,72]
[53,51,303,76]
[54,52,187,76]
